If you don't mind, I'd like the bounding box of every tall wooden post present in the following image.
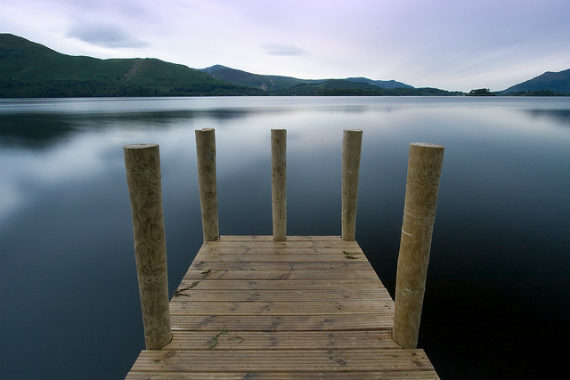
[393,142,444,348]
[271,129,287,241]
[124,144,172,350]
[195,128,219,241]
[342,129,363,241]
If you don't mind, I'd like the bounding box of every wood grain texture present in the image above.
[341,130,363,241]
[170,288,391,302]
[393,143,444,349]
[218,235,341,242]
[127,371,439,380]
[124,144,171,350]
[202,240,361,248]
[164,330,399,350]
[189,261,375,271]
[126,236,439,378]
[130,348,434,372]
[271,129,287,241]
[169,314,394,331]
[195,252,368,262]
[184,269,380,280]
[195,128,219,241]
[169,300,393,315]
[177,279,385,290]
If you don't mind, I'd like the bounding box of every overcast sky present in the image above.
[2,0,569,91]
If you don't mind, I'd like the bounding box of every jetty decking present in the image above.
[123,128,444,379]
[126,235,438,379]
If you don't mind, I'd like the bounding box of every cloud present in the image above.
[262,43,305,56]
[67,23,148,48]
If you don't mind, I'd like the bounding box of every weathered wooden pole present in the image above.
[393,142,445,348]
[124,144,172,350]
[341,129,363,241]
[195,128,219,241]
[271,129,287,241]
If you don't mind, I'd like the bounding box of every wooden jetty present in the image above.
[124,129,444,379]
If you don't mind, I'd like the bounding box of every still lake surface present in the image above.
[0,96,569,379]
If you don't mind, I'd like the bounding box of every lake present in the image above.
[1,96,569,379]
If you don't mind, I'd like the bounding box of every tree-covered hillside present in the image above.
[274,80,460,96]
[1,33,463,97]
[0,34,263,97]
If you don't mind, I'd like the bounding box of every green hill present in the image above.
[502,69,570,95]
[0,34,263,97]
[0,33,461,97]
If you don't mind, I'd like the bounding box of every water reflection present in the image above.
[524,108,570,126]
[1,97,569,379]
[0,113,76,147]
[0,108,281,148]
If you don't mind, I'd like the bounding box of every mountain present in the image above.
[1,33,458,98]
[502,69,570,95]
[0,34,263,97]
[345,77,413,89]
[200,65,414,93]
[274,80,458,96]
[200,65,324,92]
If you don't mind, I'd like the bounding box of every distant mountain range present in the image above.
[0,33,568,97]
[0,33,458,97]
[199,64,413,92]
[200,64,321,92]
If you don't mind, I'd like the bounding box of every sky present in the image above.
[1,0,569,91]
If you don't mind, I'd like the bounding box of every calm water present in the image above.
[1,96,569,379]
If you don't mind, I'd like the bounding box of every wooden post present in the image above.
[393,142,444,349]
[124,144,172,350]
[341,129,363,241]
[195,128,219,241]
[271,129,287,241]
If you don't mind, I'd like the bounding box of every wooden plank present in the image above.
[195,252,368,262]
[169,300,394,315]
[190,261,373,271]
[126,235,439,379]
[185,269,379,280]
[177,279,385,290]
[164,330,399,350]
[197,247,364,254]
[170,314,393,331]
[127,371,440,379]
[203,241,360,249]
[170,289,391,302]
[219,235,342,242]
[130,349,433,372]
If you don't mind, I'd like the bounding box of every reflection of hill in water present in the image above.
[0,113,76,148]
[524,109,570,127]
[0,108,260,148]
